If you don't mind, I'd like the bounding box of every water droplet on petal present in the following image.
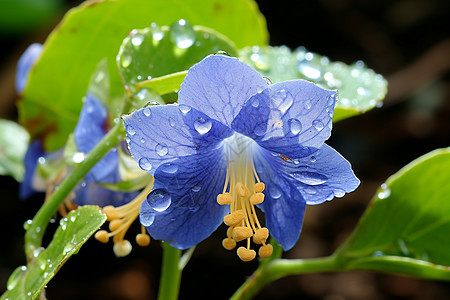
[155,143,168,156]
[333,188,345,197]
[288,119,302,135]
[143,107,151,117]
[269,185,282,199]
[139,157,152,171]
[252,98,259,108]
[310,156,317,163]
[170,19,195,49]
[147,189,171,212]
[126,125,136,136]
[140,138,145,143]
[169,118,176,127]
[291,171,327,185]
[159,163,178,174]
[312,120,324,130]
[140,209,155,226]
[304,100,312,110]
[194,117,212,134]
[271,89,293,113]
[254,123,267,136]
[191,184,201,192]
[121,54,132,68]
[178,104,191,114]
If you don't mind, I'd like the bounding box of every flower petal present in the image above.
[15,43,42,93]
[253,143,359,249]
[232,80,337,159]
[123,104,233,176]
[74,93,116,180]
[141,150,228,250]
[19,140,44,199]
[253,147,306,250]
[178,54,268,127]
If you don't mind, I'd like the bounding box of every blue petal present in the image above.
[74,93,116,180]
[232,80,337,159]
[253,143,359,249]
[141,150,229,250]
[252,147,306,250]
[15,43,43,93]
[123,104,233,176]
[178,54,268,127]
[19,140,44,199]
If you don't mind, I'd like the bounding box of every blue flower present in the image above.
[124,54,360,261]
[15,43,43,93]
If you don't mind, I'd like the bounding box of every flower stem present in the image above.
[158,243,182,300]
[24,122,125,259]
[230,255,340,300]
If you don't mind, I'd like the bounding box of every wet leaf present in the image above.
[19,0,268,151]
[117,23,237,93]
[0,120,30,181]
[1,206,106,299]
[239,46,388,122]
[336,148,450,280]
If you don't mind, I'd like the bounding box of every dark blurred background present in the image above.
[1,0,450,299]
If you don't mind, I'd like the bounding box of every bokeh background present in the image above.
[1,0,450,299]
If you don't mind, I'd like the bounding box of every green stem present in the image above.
[158,243,182,300]
[24,123,125,259]
[230,255,340,300]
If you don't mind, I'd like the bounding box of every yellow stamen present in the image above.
[219,133,273,261]
[94,181,154,257]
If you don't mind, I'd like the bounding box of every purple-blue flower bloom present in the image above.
[15,43,43,93]
[124,54,359,260]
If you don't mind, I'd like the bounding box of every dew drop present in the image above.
[291,171,327,185]
[131,34,144,46]
[63,242,74,254]
[333,188,345,197]
[59,218,68,230]
[371,250,385,257]
[159,163,178,174]
[194,117,212,134]
[310,156,316,163]
[378,183,391,199]
[170,19,195,49]
[121,54,132,68]
[169,118,176,127]
[178,104,191,114]
[147,189,171,212]
[143,107,151,117]
[191,184,201,192]
[23,219,33,230]
[155,143,168,156]
[126,125,136,136]
[304,100,312,110]
[139,157,152,171]
[269,185,282,199]
[312,120,324,130]
[140,138,145,143]
[140,209,155,226]
[271,89,293,113]
[150,23,164,41]
[298,63,321,79]
[72,152,85,164]
[252,98,259,108]
[288,119,302,135]
[254,123,267,136]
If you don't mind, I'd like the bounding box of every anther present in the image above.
[236,183,249,198]
[253,227,269,244]
[103,205,119,221]
[136,233,151,247]
[94,230,109,243]
[258,244,273,258]
[232,226,253,242]
[250,193,265,205]
[222,238,236,250]
[237,247,256,262]
[223,210,245,226]
[217,193,233,205]
[113,240,132,257]
[109,219,123,232]
[254,182,265,193]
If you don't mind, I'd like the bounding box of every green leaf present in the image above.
[19,0,267,151]
[1,206,106,300]
[0,119,30,181]
[239,46,388,122]
[117,23,237,92]
[137,71,187,96]
[336,148,450,279]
